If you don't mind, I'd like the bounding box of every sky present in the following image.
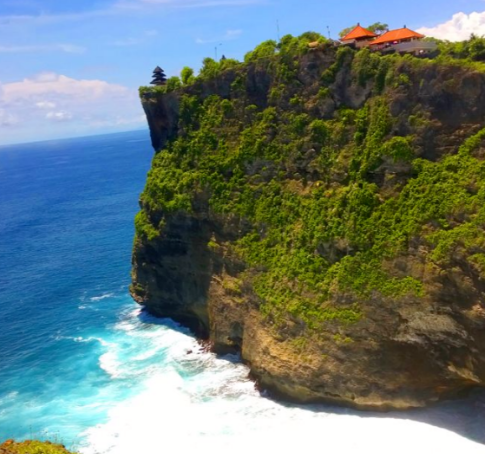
[1,0,485,145]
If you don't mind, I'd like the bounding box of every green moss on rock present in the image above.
[0,440,77,454]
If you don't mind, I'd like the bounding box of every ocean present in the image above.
[0,129,484,454]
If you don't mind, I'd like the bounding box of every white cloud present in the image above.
[36,101,56,109]
[2,73,128,103]
[0,72,144,145]
[115,0,263,11]
[89,114,146,127]
[196,28,242,44]
[110,30,159,46]
[0,0,262,25]
[0,109,18,126]
[418,11,485,41]
[111,37,142,46]
[0,10,110,26]
[46,111,73,121]
[0,43,86,53]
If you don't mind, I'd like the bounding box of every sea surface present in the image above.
[0,130,484,454]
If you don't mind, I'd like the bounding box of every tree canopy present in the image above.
[339,22,388,38]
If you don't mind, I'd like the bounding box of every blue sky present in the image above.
[1,0,485,145]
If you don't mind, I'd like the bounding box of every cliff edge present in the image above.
[132,35,485,410]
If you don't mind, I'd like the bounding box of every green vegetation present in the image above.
[180,66,195,85]
[438,34,485,62]
[136,33,485,332]
[0,440,77,454]
[339,22,388,38]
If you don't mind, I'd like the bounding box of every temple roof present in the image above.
[341,24,377,41]
[369,27,425,46]
[153,66,164,73]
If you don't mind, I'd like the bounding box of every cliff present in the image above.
[132,35,485,410]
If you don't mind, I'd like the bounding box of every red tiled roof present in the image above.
[369,27,425,46]
[341,24,378,41]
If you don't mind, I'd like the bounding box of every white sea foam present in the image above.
[99,351,124,379]
[90,293,115,302]
[63,335,111,348]
[79,308,485,454]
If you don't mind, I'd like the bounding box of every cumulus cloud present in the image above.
[418,11,485,41]
[0,72,144,145]
[2,73,128,103]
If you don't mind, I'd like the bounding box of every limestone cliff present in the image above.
[132,36,485,410]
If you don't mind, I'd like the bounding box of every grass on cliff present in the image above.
[136,33,485,331]
[0,440,77,454]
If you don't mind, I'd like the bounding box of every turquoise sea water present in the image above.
[0,130,485,454]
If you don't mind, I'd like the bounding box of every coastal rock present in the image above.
[133,42,485,410]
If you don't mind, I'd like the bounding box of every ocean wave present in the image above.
[90,293,115,302]
[81,360,485,454]
[99,351,122,379]
[77,307,485,454]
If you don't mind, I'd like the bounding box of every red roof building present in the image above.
[310,23,436,56]
[340,24,378,48]
[341,24,378,41]
[367,26,437,55]
[369,27,425,47]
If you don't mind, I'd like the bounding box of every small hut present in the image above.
[150,66,167,86]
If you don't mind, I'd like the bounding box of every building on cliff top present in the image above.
[309,23,437,56]
[368,26,437,55]
[340,24,378,49]
[150,66,167,86]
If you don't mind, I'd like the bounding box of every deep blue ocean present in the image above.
[0,130,485,454]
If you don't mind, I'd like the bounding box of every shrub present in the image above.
[180,66,195,85]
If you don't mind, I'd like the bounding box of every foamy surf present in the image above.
[90,293,115,302]
[77,305,485,454]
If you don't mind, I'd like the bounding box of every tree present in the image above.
[199,57,220,80]
[468,34,485,61]
[367,22,388,35]
[438,34,485,62]
[339,22,388,38]
[244,39,277,62]
[180,66,195,85]
[339,25,357,38]
[166,76,182,91]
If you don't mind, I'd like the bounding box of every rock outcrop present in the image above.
[132,40,485,410]
[0,440,76,454]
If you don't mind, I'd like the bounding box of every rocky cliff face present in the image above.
[132,40,485,410]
